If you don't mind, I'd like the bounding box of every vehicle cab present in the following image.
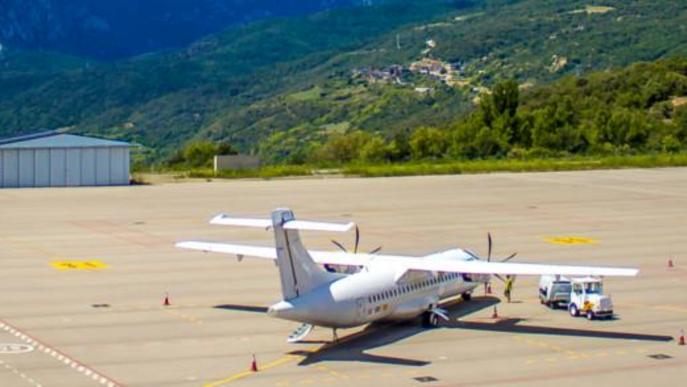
[568,277,613,320]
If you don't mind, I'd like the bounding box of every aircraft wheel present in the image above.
[421,312,439,328]
[461,292,472,301]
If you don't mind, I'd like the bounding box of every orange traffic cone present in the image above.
[163,293,170,306]
[679,329,685,346]
[492,306,499,319]
[250,354,258,372]
[669,259,674,268]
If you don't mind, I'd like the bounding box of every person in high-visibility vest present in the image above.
[504,275,515,303]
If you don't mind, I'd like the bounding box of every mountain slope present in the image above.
[0,0,466,155]
[0,0,375,60]
[1,0,687,164]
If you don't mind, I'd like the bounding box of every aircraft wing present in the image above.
[176,241,373,266]
[386,258,638,277]
[177,241,637,277]
[176,241,277,259]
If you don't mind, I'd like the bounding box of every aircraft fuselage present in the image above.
[268,264,488,328]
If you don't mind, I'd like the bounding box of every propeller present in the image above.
[331,225,381,255]
[478,232,518,283]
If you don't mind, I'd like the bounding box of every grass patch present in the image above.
[185,165,316,179]
[341,154,687,177]
[288,86,322,101]
[147,153,687,181]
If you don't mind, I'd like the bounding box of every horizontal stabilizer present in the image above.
[209,213,354,232]
[210,214,272,228]
[283,220,355,232]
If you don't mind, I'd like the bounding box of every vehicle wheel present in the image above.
[461,292,472,302]
[569,304,579,317]
[586,310,594,320]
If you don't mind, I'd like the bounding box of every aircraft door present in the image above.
[356,298,365,321]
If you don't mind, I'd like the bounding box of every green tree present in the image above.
[315,131,373,164]
[409,127,449,159]
[182,140,219,168]
[359,136,391,163]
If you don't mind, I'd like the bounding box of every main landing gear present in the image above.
[421,311,440,328]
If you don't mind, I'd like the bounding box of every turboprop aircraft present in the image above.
[177,208,638,342]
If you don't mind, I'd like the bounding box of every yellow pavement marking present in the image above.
[50,260,108,271]
[545,236,598,245]
[204,355,299,387]
[316,365,344,379]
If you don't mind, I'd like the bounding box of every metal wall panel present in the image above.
[123,149,130,184]
[18,150,35,187]
[1,144,129,188]
[95,148,110,185]
[81,148,96,186]
[110,148,127,185]
[49,149,66,187]
[2,149,19,188]
[34,149,50,187]
[65,149,81,186]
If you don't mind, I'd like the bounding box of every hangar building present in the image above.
[0,131,131,188]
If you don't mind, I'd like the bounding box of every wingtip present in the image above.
[209,213,229,224]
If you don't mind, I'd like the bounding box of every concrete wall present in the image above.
[213,155,261,172]
[0,147,130,188]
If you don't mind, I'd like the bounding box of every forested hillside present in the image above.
[270,58,687,167]
[0,0,374,59]
[1,0,686,165]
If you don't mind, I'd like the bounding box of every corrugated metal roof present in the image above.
[0,133,131,149]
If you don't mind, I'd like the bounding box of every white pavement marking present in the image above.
[0,359,43,387]
[0,318,122,386]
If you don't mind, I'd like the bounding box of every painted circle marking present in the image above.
[545,236,598,245]
[0,343,35,354]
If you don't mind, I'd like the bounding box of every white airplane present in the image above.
[177,208,638,342]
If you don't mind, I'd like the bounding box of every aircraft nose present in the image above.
[267,301,294,318]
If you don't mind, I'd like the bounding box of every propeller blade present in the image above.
[354,225,360,254]
[494,273,506,283]
[501,252,518,263]
[331,239,348,252]
[487,232,493,262]
[465,249,481,260]
[368,246,382,255]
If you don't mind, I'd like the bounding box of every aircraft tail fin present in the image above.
[208,209,349,300]
[270,209,341,300]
